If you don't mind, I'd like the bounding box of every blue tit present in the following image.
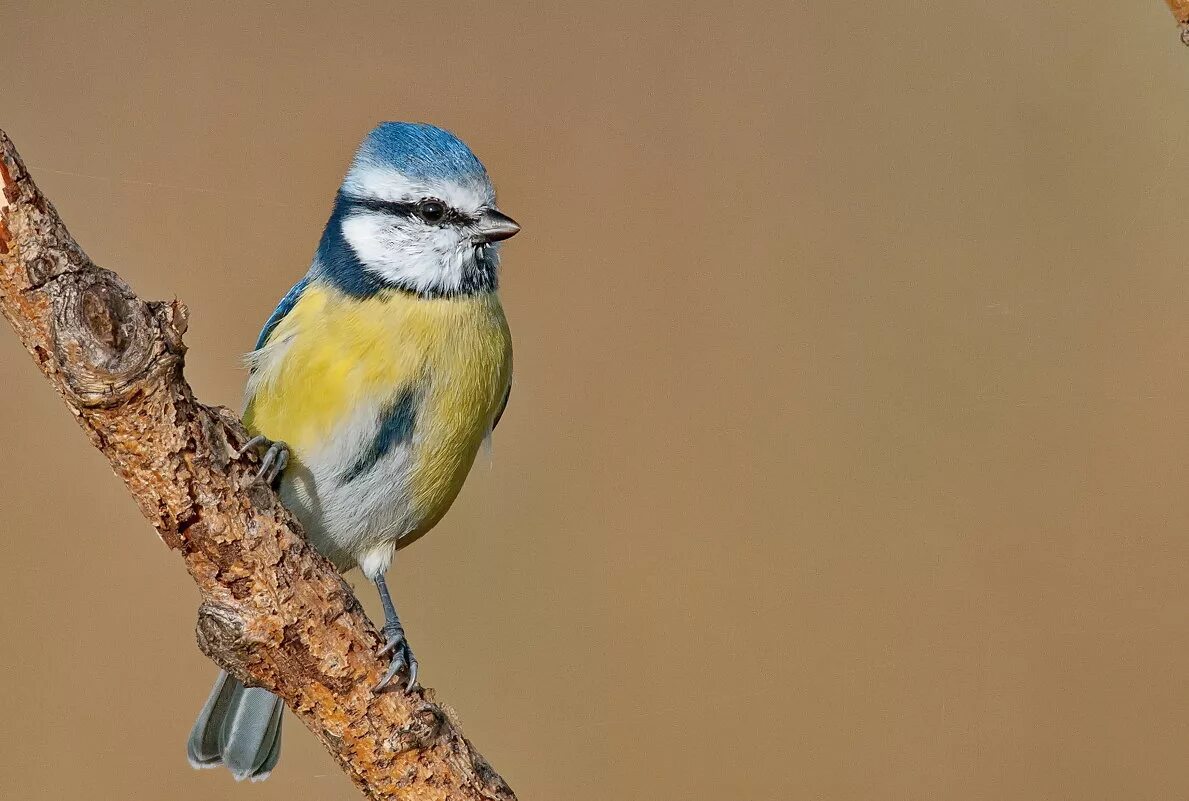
[186,122,519,781]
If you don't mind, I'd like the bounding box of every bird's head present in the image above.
[315,122,519,298]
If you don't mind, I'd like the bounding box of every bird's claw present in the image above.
[373,625,418,693]
[236,435,290,486]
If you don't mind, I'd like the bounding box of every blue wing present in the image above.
[254,275,311,351]
[343,387,419,483]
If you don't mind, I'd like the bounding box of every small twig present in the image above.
[1163,0,1189,44]
[0,129,515,801]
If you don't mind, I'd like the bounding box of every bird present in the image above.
[186,122,518,782]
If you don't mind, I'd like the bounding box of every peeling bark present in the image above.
[0,129,515,801]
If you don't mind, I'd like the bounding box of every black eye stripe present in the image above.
[345,196,417,216]
[343,195,474,225]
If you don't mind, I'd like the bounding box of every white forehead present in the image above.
[342,164,495,212]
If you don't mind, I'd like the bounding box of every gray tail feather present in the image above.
[187,670,284,782]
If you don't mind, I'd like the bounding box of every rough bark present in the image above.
[0,129,516,801]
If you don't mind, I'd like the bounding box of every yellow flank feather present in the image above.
[244,282,512,538]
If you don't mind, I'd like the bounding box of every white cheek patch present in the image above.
[342,165,494,213]
[341,211,470,295]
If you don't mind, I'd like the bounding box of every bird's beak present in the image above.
[475,208,521,243]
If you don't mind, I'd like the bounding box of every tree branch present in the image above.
[1163,0,1189,43]
[0,129,516,801]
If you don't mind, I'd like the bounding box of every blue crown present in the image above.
[352,122,488,183]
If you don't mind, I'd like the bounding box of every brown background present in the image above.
[2,2,1189,799]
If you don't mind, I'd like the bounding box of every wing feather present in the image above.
[254,275,312,352]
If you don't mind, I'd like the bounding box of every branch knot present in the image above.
[51,270,169,406]
[195,602,249,668]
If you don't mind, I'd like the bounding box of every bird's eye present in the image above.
[416,199,448,224]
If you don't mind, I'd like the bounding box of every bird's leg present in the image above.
[235,434,289,486]
[372,573,419,693]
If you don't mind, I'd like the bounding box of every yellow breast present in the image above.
[245,282,512,536]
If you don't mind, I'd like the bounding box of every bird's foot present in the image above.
[373,622,418,693]
[236,434,289,486]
